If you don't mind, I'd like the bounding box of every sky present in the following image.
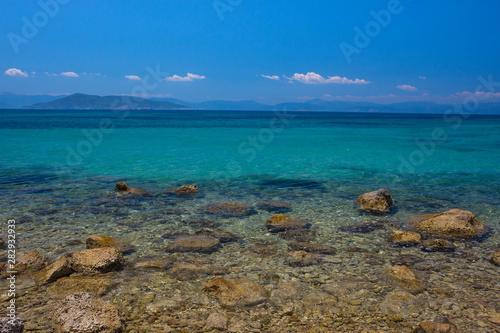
[1,0,500,104]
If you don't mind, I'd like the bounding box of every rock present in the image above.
[205,313,228,331]
[71,247,124,274]
[265,214,310,232]
[389,231,422,246]
[48,276,117,299]
[52,292,123,333]
[408,209,487,240]
[256,201,292,212]
[270,281,308,306]
[288,241,336,254]
[379,290,426,318]
[279,228,316,242]
[115,181,148,195]
[339,222,385,233]
[194,228,240,243]
[33,255,73,285]
[161,231,192,239]
[286,250,320,267]
[355,188,394,214]
[490,252,500,266]
[169,261,226,280]
[390,255,425,267]
[0,317,24,333]
[413,317,458,333]
[200,201,254,217]
[15,249,50,273]
[166,184,200,196]
[164,236,220,253]
[420,239,456,252]
[202,277,267,307]
[383,265,426,294]
[86,235,135,254]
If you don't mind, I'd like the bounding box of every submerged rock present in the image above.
[388,230,422,246]
[86,235,135,254]
[204,313,228,331]
[15,249,50,273]
[202,277,267,307]
[339,222,385,233]
[408,209,487,240]
[185,218,221,228]
[48,275,117,299]
[288,241,336,254]
[0,317,24,333]
[256,201,292,212]
[33,254,73,285]
[169,261,226,280]
[52,292,123,333]
[194,228,240,243]
[115,181,148,195]
[419,239,456,252]
[166,184,200,196]
[413,317,458,333]
[279,228,316,242]
[164,236,220,253]
[71,247,124,274]
[200,201,254,217]
[490,252,500,266]
[355,188,394,214]
[383,265,426,294]
[286,250,320,267]
[390,254,425,267]
[265,214,310,232]
[379,290,426,318]
[130,257,175,270]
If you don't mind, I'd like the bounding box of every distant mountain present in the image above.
[26,93,186,110]
[151,98,269,111]
[0,92,62,108]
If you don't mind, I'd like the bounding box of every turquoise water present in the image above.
[1,109,499,331]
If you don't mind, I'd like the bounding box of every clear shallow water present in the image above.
[1,109,499,332]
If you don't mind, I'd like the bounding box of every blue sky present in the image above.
[1,0,500,104]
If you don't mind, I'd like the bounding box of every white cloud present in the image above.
[125,75,141,81]
[4,68,28,77]
[164,73,206,82]
[60,71,79,77]
[261,74,280,80]
[291,72,370,85]
[396,84,417,91]
[418,76,426,80]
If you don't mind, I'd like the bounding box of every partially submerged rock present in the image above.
[200,201,254,217]
[419,239,456,252]
[490,252,500,266]
[388,230,422,247]
[408,209,487,240]
[166,184,200,196]
[256,201,292,212]
[71,247,124,274]
[383,265,426,294]
[52,292,123,333]
[15,249,50,273]
[164,236,220,253]
[286,250,320,267]
[86,235,135,254]
[202,277,267,307]
[115,181,148,195]
[355,188,394,214]
[33,255,73,285]
[288,241,336,254]
[265,214,310,232]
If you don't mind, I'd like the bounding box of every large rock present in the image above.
[256,201,292,212]
[166,184,199,196]
[355,188,394,214]
[383,265,426,294]
[200,201,254,217]
[71,247,124,274]
[408,209,487,239]
[15,249,50,273]
[164,236,220,253]
[0,318,24,333]
[419,239,456,252]
[33,255,73,285]
[490,252,500,266]
[86,235,135,254]
[202,277,267,307]
[388,231,422,247]
[115,181,148,195]
[265,214,309,233]
[52,292,123,333]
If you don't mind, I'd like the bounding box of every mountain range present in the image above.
[1,92,500,114]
